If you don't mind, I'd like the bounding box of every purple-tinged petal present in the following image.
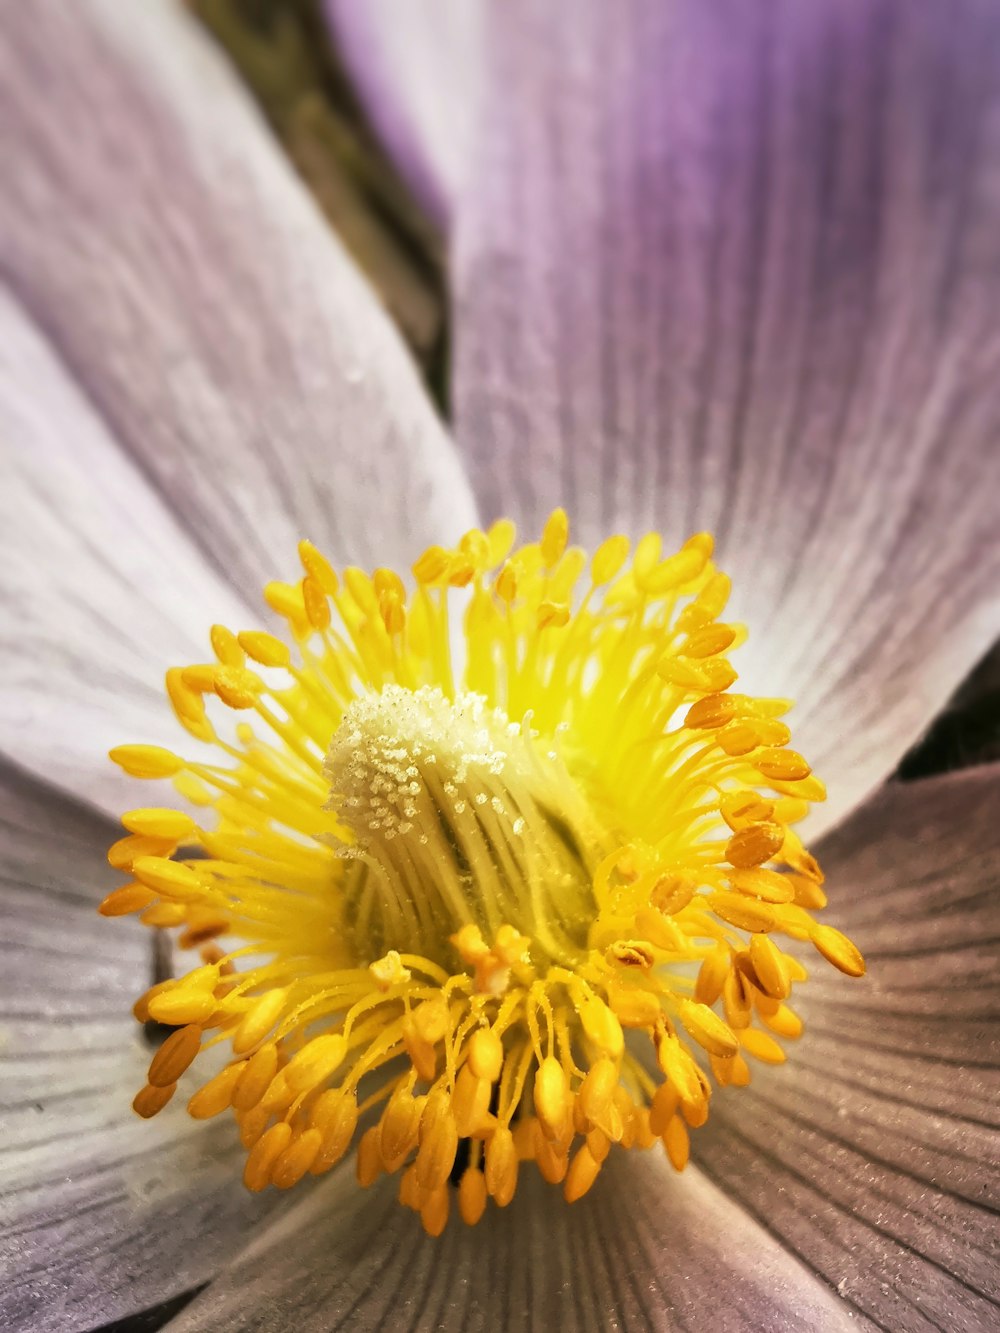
[0,288,254,817]
[169,1151,857,1332]
[452,0,1000,836]
[0,767,284,1333]
[325,0,483,228]
[0,0,476,612]
[696,765,1000,1332]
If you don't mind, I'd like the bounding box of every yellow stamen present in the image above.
[104,511,864,1234]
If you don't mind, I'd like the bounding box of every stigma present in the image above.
[103,511,864,1234]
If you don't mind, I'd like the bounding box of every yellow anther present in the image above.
[810,924,866,977]
[121,808,196,840]
[213,665,261,710]
[232,988,289,1055]
[285,1034,347,1095]
[694,946,732,1007]
[379,1085,425,1171]
[591,534,630,585]
[107,833,174,871]
[420,1183,451,1236]
[662,1115,690,1171]
[579,995,625,1059]
[165,667,209,732]
[754,748,812,782]
[452,1065,491,1137]
[721,790,775,832]
[298,540,339,596]
[632,532,662,577]
[309,1090,359,1171]
[263,579,308,626]
[739,1028,787,1064]
[146,987,216,1027]
[494,563,518,604]
[458,1167,488,1225]
[485,1126,518,1206]
[299,576,331,632]
[187,1062,245,1120]
[132,856,204,900]
[654,1032,703,1106]
[486,517,517,566]
[232,1043,279,1112]
[725,821,786,869]
[244,1122,293,1192]
[412,997,449,1045]
[639,546,706,594]
[709,891,778,934]
[412,544,450,584]
[132,1082,176,1119]
[238,630,291,667]
[684,694,741,730]
[605,977,662,1029]
[148,1024,201,1088]
[467,1028,504,1083]
[98,882,157,918]
[109,745,183,778]
[728,867,796,904]
[451,923,490,965]
[272,1128,323,1189]
[369,950,412,991]
[648,873,696,916]
[356,1126,383,1187]
[537,600,570,630]
[679,1000,740,1059]
[533,1056,571,1138]
[564,1144,601,1203]
[210,624,244,667]
[762,1003,804,1039]
[140,902,186,928]
[578,1057,619,1136]
[682,624,737,658]
[606,940,655,970]
[633,906,687,953]
[749,934,791,999]
[541,508,569,567]
[648,1082,680,1136]
[415,1090,459,1190]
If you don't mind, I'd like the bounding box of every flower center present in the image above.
[103,510,865,1235]
[328,684,605,970]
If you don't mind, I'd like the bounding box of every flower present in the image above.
[1,2,998,1331]
[103,515,866,1232]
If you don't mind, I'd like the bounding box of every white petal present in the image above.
[325,0,484,227]
[169,1155,854,1332]
[0,0,476,605]
[450,0,1000,836]
[0,768,283,1333]
[0,289,255,817]
[696,765,1000,1331]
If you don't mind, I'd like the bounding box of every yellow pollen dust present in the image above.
[103,511,864,1235]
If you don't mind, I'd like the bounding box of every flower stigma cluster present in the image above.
[103,511,865,1235]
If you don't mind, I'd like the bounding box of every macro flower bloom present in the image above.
[1,2,999,1331]
[102,514,866,1234]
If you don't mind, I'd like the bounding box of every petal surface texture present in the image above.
[0,0,476,603]
[451,0,1000,835]
[0,767,284,1333]
[169,1154,855,1332]
[326,0,483,227]
[0,288,253,816]
[696,765,1000,1332]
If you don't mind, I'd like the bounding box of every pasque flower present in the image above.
[1,2,998,1330]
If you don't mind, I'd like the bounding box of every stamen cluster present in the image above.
[103,511,864,1234]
